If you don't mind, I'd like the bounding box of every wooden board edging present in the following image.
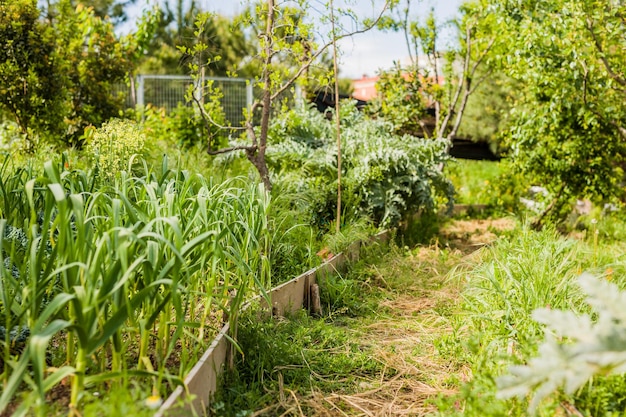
[155,323,230,417]
[156,230,390,416]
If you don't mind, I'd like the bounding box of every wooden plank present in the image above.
[345,241,361,262]
[265,270,315,317]
[156,231,390,416]
[155,323,230,417]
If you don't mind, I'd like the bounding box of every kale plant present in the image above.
[267,104,454,228]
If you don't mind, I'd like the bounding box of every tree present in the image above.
[138,1,253,76]
[374,0,499,147]
[185,0,391,190]
[487,0,626,227]
[41,0,137,25]
[0,0,157,147]
[54,1,133,144]
[0,0,67,147]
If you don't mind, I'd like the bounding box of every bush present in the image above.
[85,118,146,180]
[266,104,454,229]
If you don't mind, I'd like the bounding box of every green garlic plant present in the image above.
[0,155,271,416]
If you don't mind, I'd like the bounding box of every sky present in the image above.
[124,0,465,79]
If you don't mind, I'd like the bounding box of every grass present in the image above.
[211,232,473,416]
[213,212,626,417]
[436,223,626,416]
[445,159,501,206]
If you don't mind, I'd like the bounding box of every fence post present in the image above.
[136,74,145,108]
[294,84,304,107]
[246,80,253,113]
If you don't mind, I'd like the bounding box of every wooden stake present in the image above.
[330,0,342,234]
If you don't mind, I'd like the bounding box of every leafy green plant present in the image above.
[268,104,454,229]
[0,155,272,415]
[488,0,626,227]
[431,224,626,416]
[85,118,147,180]
[0,0,66,147]
[366,64,429,137]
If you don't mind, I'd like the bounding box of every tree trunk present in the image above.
[246,148,272,191]
[246,0,275,192]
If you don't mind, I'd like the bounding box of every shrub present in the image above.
[85,118,146,180]
[267,104,454,229]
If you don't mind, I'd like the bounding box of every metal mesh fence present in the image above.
[116,75,301,128]
[115,75,254,127]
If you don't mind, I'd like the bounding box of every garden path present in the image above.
[247,218,514,416]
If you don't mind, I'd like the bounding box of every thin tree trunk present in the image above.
[247,0,275,192]
[330,0,342,233]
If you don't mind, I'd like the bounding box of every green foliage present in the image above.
[264,188,317,284]
[366,64,429,137]
[140,100,227,151]
[0,155,272,414]
[0,0,66,145]
[54,1,132,145]
[267,104,454,229]
[378,0,502,141]
[435,226,626,416]
[0,0,158,148]
[498,273,626,413]
[488,0,626,225]
[85,118,146,180]
[212,308,385,416]
[457,70,514,148]
[139,4,253,76]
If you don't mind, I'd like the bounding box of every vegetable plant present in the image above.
[0,154,271,415]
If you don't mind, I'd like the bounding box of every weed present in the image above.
[211,309,384,416]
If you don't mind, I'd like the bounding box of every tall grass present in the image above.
[0,155,271,415]
[437,227,626,416]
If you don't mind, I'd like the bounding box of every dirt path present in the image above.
[254,218,515,416]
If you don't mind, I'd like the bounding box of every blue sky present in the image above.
[125,0,465,78]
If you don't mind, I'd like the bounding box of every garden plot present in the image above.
[0,160,271,416]
[213,217,626,416]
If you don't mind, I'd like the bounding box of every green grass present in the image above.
[436,226,626,416]
[212,309,388,416]
[445,159,502,205]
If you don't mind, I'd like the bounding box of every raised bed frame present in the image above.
[155,232,390,416]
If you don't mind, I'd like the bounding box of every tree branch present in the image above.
[208,144,257,155]
[439,25,472,139]
[586,18,626,87]
[270,0,392,102]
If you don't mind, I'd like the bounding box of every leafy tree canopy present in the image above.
[486,0,626,226]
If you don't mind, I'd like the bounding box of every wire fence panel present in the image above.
[115,75,300,128]
[115,75,254,127]
[138,75,195,113]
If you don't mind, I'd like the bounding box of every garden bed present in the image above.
[155,234,388,416]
